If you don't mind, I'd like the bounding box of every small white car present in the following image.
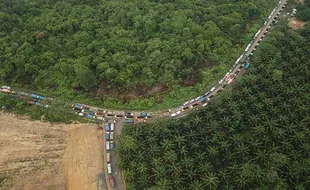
[176,111,181,115]
[210,87,216,92]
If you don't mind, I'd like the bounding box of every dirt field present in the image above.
[0,112,103,190]
[289,19,306,30]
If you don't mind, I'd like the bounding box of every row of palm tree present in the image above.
[116,24,310,189]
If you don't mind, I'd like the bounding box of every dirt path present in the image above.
[0,112,104,190]
[64,125,103,190]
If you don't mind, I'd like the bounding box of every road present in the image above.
[0,1,288,189]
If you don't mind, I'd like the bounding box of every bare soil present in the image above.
[0,112,103,190]
[289,19,306,30]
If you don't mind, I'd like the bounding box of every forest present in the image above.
[0,0,278,108]
[116,23,310,189]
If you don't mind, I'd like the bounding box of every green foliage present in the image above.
[296,2,310,21]
[0,94,85,123]
[0,0,278,108]
[117,28,310,189]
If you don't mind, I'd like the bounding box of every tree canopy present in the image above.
[0,0,277,102]
[117,25,310,189]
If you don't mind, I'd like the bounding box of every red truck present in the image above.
[109,176,115,187]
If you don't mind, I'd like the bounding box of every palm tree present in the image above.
[163,149,177,163]
[137,162,148,175]
[201,172,219,190]
[189,180,204,190]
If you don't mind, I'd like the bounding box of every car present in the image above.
[194,96,201,101]
[170,113,177,117]
[210,87,216,92]
[176,111,181,115]
[205,91,210,96]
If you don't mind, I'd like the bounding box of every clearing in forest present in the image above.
[0,113,103,190]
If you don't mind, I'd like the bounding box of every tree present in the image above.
[75,69,97,91]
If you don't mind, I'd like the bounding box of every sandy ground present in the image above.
[289,19,306,30]
[0,112,103,190]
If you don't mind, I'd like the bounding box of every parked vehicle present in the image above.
[125,112,133,116]
[1,88,10,93]
[125,115,134,119]
[27,100,35,105]
[72,104,83,110]
[199,96,207,103]
[110,141,114,150]
[110,132,114,141]
[106,141,110,150]
[244,63,250,69]
[106,132,110,141]
[140,112,147,117]
[124,119,134,123]
[107,153,111,163]
[170,113,177,117]
[210,87,216,92]
[115,114,123,118]
[110,123,114,131]
[105,124,110,131]
[31,94,39,99]
[95,109,104,116]
[109,176,115,187]
[87,114,95,119]
[107,164,112,174]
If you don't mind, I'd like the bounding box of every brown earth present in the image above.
[0,112,103,190]
[289,19,306,30]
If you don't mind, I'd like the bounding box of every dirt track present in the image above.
[0,112,103,190]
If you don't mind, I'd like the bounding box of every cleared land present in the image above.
[289,18,306,29]
[0,112,103,190]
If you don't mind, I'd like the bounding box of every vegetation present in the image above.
[117,24,310,189]
[0,0,278,110]
[0,94,87,123]
[296,0,310,21]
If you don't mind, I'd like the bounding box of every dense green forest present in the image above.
[0,0,277,109]
[117,23,310,189]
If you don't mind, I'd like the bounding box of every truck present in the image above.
[106,132,110,141]
[105,124,110,131]
[244,63,250,69]
[110,132,114,141]
[199,96,207,103]
[72,104,83,110]
[109,176,115,187]
[110,123,114,131]
[106,141,110,150]
[107,164,112,174]
[110,141,115,150]
[31,94,39,99]
[140,112,147,117]
[107,153,111,163]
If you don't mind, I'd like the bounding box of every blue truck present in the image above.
[105,124,110,131]
[244,63,250,69]
[106,133,110,141]
[199,96,207,103]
